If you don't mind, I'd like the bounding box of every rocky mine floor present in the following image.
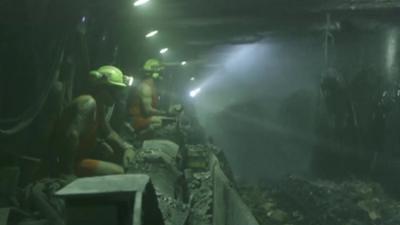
[239,176,400,225]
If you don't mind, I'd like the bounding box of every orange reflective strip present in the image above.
[76,159,100,177]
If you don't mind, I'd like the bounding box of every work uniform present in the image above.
[50,65,129,177]
[128,79,159,131]
[52,96,118,176]
[75,103,116,176]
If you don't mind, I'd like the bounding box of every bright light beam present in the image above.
[181,61,187,66]
[190,87,201,98]
[145,30,158,38]
[134,0,150,7]
[160,48,169,54]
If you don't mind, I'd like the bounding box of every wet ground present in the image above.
[239,177,400,225]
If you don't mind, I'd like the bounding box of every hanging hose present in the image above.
[323,13,335,69]
[0,45,65,135]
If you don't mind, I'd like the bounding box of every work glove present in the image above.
[123,147,136,168]
[148,116,163,129]
[168,104,183,115]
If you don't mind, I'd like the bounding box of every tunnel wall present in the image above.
[314,18,400,177]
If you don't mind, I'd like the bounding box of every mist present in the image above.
[192,36,324,183]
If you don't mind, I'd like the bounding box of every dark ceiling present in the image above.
[118,0,400,69]
[1,0,399,73]
[0,0,399,136]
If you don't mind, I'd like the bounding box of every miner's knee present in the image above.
[76,159,124,176]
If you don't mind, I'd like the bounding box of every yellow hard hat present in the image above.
[89,65,127,87]
[143,59,164,72]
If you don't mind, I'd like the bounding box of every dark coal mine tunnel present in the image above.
[1,0,400,225]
